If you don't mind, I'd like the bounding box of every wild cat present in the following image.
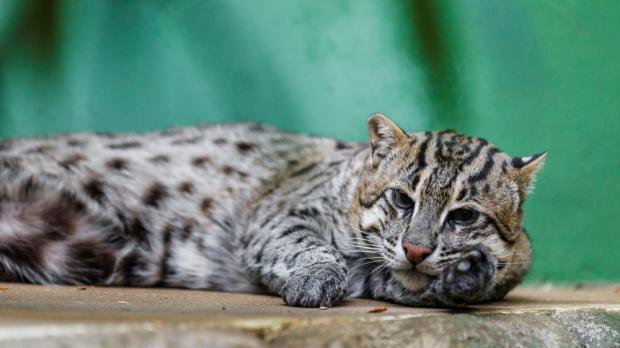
[0,114,545,307]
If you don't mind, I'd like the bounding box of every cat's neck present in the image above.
[328,145,376,250]
[331,144,370,211]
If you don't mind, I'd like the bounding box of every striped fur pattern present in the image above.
[0,115,545,307]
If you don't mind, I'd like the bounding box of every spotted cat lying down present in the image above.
[0,115,545,307]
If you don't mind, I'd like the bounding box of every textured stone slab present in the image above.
[0,283,618,347]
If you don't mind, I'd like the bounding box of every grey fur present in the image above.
[0,118,542,307]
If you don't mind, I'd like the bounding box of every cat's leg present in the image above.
[244,217,347,307]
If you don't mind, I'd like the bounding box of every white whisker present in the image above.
[368,263,387,279]
[349,259,384,272]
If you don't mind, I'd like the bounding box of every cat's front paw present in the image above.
[440,249,495,305]
[281,265,347,307]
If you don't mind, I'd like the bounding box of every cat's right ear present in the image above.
[510,152,547,199]
[367,114,406,167]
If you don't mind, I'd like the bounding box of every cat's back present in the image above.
[0,123,341,215]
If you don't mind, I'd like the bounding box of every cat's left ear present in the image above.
[511,152,547,197]
[367,114,407,167]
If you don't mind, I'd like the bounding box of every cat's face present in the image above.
[350,115,545,304]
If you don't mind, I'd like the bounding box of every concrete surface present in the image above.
[0,283,619,347]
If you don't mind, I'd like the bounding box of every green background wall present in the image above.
[1,0,618,282]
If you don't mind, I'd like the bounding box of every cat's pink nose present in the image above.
[403,241,432,264]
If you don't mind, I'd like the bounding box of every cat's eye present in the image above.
[447,208,479,225]
[392,190,415,210]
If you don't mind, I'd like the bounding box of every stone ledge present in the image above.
[0,283,618,347]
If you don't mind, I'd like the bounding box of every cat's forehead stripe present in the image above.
[466,147,499,184]
[406,132,502,191]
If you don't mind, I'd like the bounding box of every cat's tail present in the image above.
[0,173,122,285]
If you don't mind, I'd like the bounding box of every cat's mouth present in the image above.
[414,262,442,277]
[391,268,435,292]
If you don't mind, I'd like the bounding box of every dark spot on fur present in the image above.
[0,240,43,280]
[171,136,203,146]
[410,175,420,191]
[149,154,170,164]
[200,197,213,217]
[159,128,183,137]
[335,141,352,150]
[181,218,196,240]
[117,252,147,285]
[236,142,255,153]
[108,141,142,150]
[59,153,87,170]
[101,225,129,248]
[213,138,227,145]
[59,190,87,213]
[67,138,86,147]
[106,157,128,171]
[66,241,115,284]
[470,185,478,198]
[290,163,317,177]
[40,206,75,237]
[26,144,55,154]
[117,214,151,250]
[156,224,174,286]
[222,166,234,175]
[44,229,66,241]
[457,188,468,201]
[0,141,13,152]
[83,178,106,204]
[95,132,118,139]
[222,167,249,179]
[277,224,309,240]
[289,207,320,220]
[17,177,42,201]
[501,160,508,173]
[191,156,210,167]
[177,181,195,194]
[249,123,266,132]
[143,182,168,207]
[38,192,87,241]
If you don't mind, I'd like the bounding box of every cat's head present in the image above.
[350,114,545,305]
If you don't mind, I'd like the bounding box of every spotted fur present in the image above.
[0,115,545,307]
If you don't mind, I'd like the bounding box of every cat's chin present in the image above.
[391,269,434,292]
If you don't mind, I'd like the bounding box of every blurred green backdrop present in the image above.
[1,0,618,282]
